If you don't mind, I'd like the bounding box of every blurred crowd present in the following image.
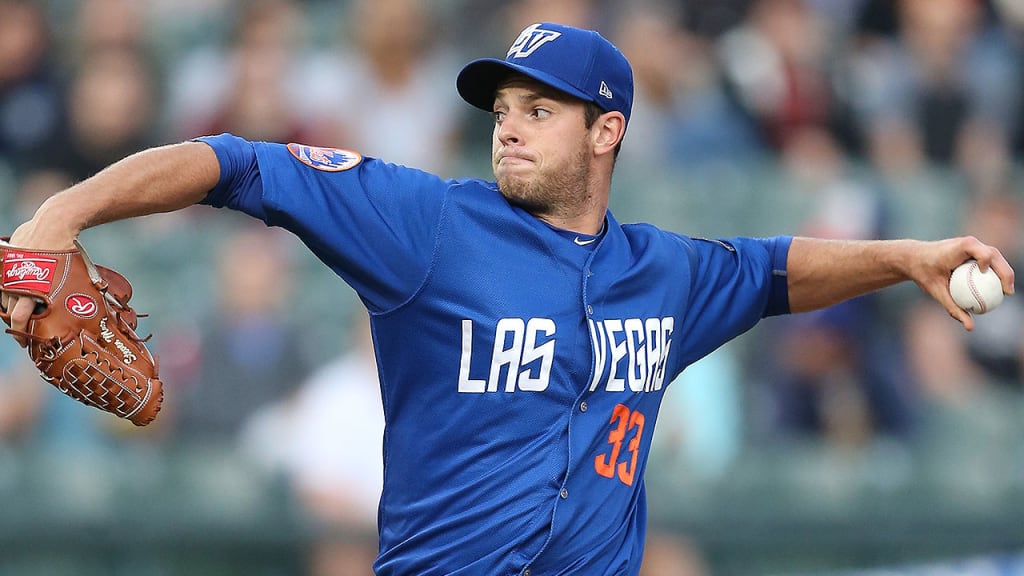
[2,0,1024,575]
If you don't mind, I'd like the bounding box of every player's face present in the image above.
[491,79,594,218]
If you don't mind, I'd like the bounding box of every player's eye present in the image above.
[532,108,551,119]
[493,110,506,123]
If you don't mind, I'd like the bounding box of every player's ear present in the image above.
[593,112,626,157]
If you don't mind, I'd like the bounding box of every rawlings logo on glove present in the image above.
[0,238,162,426]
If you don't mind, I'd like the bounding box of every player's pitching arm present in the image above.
[2,141,220,339]
[785,236,1015,331]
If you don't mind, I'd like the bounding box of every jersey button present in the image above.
[560,488,569,499]
[586,305,594,315]
[523,569,531,576]
[580,401,588,412]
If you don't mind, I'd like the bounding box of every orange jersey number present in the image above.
[594,404,646,486]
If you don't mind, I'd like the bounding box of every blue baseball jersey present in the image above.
[198,133,792,575]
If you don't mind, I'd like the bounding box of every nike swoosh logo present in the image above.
[574,236,597,246]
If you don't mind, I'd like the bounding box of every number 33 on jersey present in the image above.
[457,314,673,487]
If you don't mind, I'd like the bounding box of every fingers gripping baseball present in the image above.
[967,241,1015,297]
[925,236,1016,331]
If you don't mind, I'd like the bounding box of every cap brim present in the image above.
[457,58,594,112]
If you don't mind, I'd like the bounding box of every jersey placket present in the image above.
[520,245,603,576]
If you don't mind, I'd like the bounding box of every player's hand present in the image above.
[1,218,78,345]
[910,236,1015,331]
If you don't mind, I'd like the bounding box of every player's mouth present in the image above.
[496,150,535,166]
[498,158,531,170]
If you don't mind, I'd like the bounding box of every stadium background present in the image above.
[1,0,1024,574]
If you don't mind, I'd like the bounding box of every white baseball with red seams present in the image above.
[949,259,1004,314]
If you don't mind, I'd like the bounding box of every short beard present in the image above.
[496,143,591,219]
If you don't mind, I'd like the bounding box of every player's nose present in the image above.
[496,117,521,146]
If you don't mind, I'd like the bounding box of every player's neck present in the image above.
[542,187,609,234]
[535,203,607,235]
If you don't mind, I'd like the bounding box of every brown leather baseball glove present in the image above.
[0,238,162,426]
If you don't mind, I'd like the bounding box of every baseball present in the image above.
[949,260,1004,314]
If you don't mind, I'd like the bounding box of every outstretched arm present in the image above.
[8,141,219,249]
[786,236,1015,331]
[2,140,220,335]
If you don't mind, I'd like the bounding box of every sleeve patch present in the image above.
[287,143,363,172]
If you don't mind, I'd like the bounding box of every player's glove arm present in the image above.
[3,141,220,336]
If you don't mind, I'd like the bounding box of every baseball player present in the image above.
[1,22,1014,576]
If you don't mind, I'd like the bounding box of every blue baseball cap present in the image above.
[457,22,634,125]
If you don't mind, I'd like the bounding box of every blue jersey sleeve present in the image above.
[199,133,266,219]
[674,234,791,368]
[197,133,447,312]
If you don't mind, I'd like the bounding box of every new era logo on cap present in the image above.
[457,22,634,125]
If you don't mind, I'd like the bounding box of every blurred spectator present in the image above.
[9,0,164,186]
[167,0,317,143]
[903,298,987,406]
[71,0,148,55]
[775,126,885,238]
[302,0,465,175]
[717,0,854,153]
[849,0,1020,176]
[751,296,917,448]
[746,127,917,449]
[241,313,383,576]
[613,3,763,172]
[0,0,66,177]
[52,45,162,182]
[169,224,314,443]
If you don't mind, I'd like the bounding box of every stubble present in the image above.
[495,139,592,220]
